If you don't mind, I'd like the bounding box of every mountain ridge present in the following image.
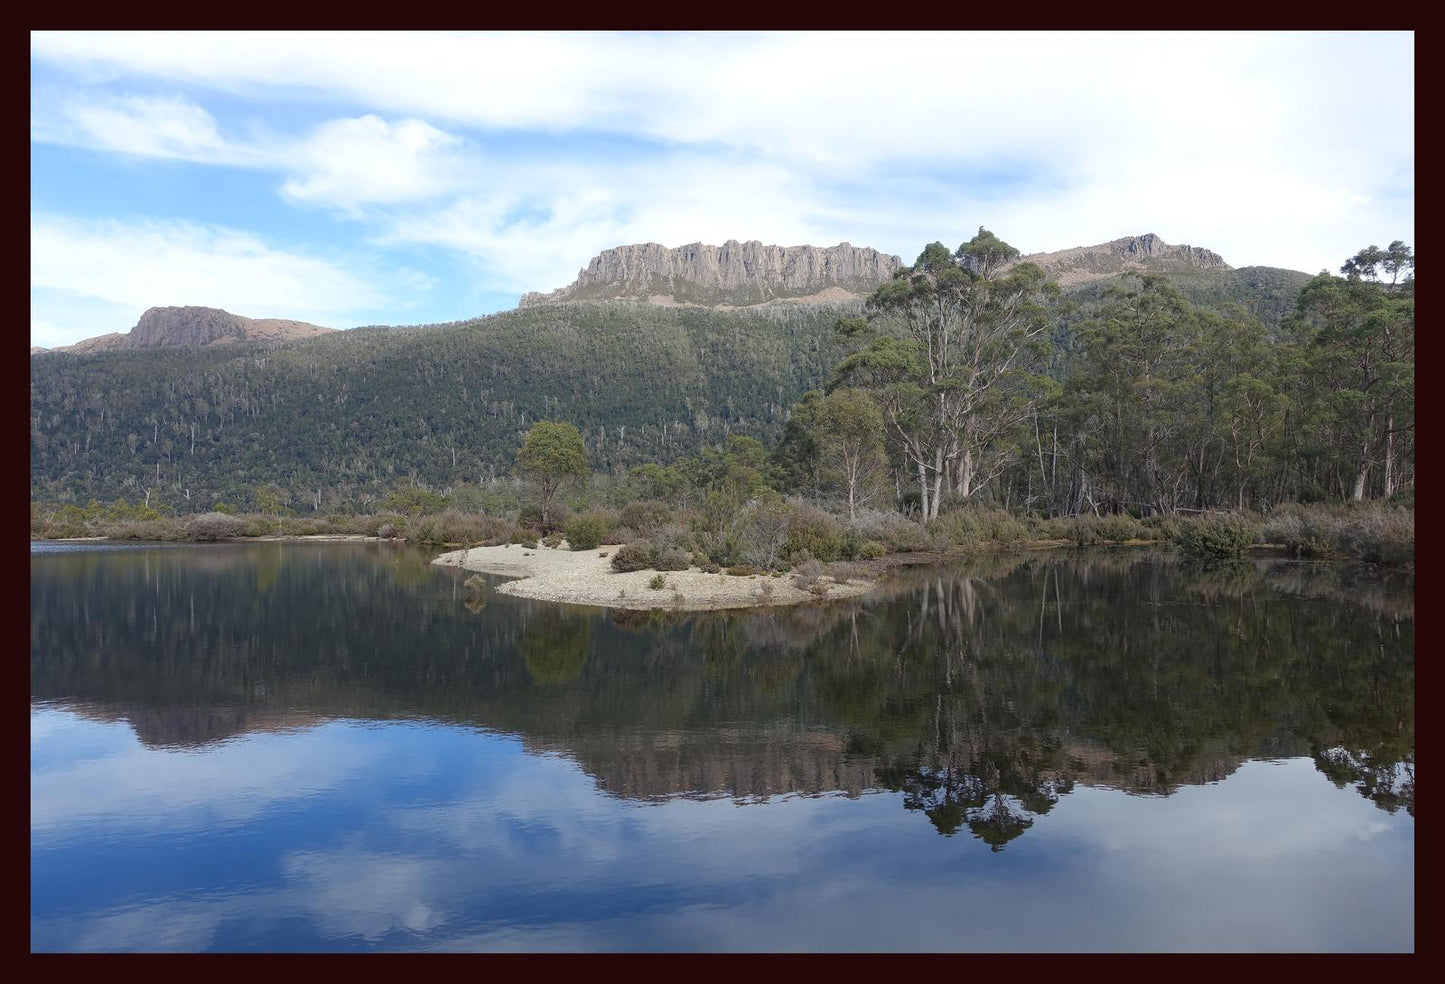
[519,240,903,308]
[32,306,334,355]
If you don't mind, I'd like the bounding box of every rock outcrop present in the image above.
[34,306,335,355]
[1004,233,1230,287]
[521,240,902,308]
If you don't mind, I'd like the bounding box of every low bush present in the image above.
[785,504,846,563]
[653,547,692,571]
[648,573,667,590]
[565,512,613,550]
[611,540,654,572]
[620,500,673,537]
[859,540,887,559]
[186,512,246,541]
[726,564,757,576]
[1262,504,1414,566]
[408,510,510,545]
[792,558,825,591]
[1094,514,1144,543]
[1170,513,1260,559]
[518,503,571,534]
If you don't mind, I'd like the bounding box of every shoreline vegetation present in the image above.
[32,498,1412,574]
[30,237,1412,607]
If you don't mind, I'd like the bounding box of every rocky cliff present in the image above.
[34,306,334,355]
[520,240,902,308]
[1005,233,1230,287]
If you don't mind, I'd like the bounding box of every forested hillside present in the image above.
[32,239,1396,519]
[30,302,855,511]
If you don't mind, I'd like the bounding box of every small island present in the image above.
[433,542,874,611]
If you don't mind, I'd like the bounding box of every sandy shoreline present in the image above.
[432,542,876,612]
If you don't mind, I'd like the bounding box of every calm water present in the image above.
[30,541,1414,952]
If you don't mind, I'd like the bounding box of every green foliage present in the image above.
[784,505,846,563]
[380,485,451,516]
[653,547,692,571]
[725,564,758,577]
[611,541,654,572]
[31,302,855,508]
[518,421,588,525]
[648,573,667,590]
[619,500,673,536]
[564,512,613,550]
[1170,514,1260,559]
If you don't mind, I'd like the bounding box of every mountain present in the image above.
[1008,233,1230,286]
[30,302,857,506]
[1061,264,1315,335]
[520,241,902,308]
[33,306,335,354]
[29,233,1318,509]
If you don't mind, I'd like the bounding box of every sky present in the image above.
[30,31,1414,349]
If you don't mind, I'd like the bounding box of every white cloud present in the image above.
[281,115,471,211]
[33,93,261,165]
[30,215,390,344]
[28,32,1414,313]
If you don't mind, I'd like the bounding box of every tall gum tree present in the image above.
[833,229,1060,520]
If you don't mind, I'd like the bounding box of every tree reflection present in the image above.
[521,614,593,685]
[30,544,1413,845]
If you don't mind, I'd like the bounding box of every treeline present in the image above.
[30,232,1411,536]
[30,302,855,511]
[780,232,1413,519]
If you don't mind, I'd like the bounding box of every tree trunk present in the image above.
[1384,415,1395,498]
[929,445,945,521]
[917,460,930,522]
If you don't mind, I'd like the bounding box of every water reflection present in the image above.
[32,543,1413,831]
[30,543,1414,951]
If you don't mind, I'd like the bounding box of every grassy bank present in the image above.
[32,499,1413,569]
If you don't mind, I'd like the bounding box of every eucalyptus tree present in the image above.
[1287,243,1414,500]
[833,229,1061,520]
[1064,275,1207,515]
[517,421,588,526]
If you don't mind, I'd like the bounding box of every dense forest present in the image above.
[30,233,1410,527]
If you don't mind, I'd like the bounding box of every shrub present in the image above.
[792,558,824,591]
[726,564,757,577]
[186,512,245,541]
[611,540,654,572]
[1262,504,1414,566]
[882,520,932,553]
[518,502,571,535]
[932,506,1030,548]
[565,512,612,550]
[649,573,667,590]
[1094,514,1143,543]
[543,531,564,548]
[620,500,673,537]
[377,521,398,540]
[1171,513,1259,559]
[736,496,794,569]
[518,537,539,550]
[653,547,692,571]
[407,510,510,545]
[785,506,846,563]
[859,540,887,560]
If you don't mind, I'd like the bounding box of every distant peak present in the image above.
[520,241,902,309]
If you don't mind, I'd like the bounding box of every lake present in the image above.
[30,541,1414,952]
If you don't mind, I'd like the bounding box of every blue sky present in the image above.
[30,31,1414,348]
